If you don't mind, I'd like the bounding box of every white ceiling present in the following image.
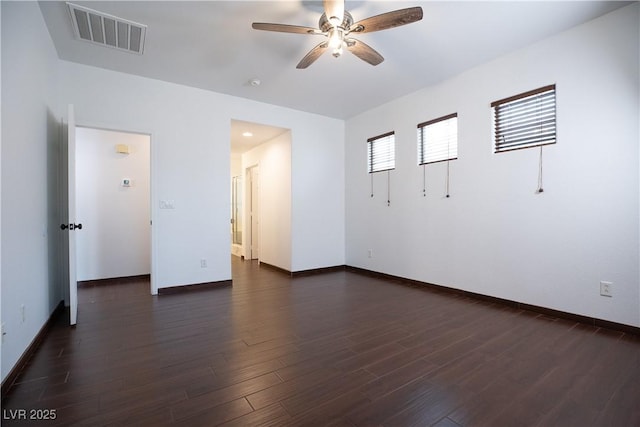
[38,0,631,150]
[230,119,289,154]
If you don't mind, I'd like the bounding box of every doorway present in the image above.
[229,119,292,271]
[74,127,152,286]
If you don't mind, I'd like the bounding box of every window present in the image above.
[492,84,556,153]
[417,113,458,165]
[367,131,395,173]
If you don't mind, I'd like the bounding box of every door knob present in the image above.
[61,223,83,231]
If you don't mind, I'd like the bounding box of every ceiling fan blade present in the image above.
[252,22,321,35]
[297,41,329,69]
[346,39,384,66]
[323,0,344,26]
[349,7,423,34]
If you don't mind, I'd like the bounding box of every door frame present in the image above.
[66,105,78,325]
[68,118,158,297]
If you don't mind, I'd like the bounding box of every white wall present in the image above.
[2,0,345,382]
[1,2,63,381]
[230,153,242,178]
[242,132,292,271]
[76,128,151,281]
[60,63,229,291]
[58,60,345,289]
[345,4,640,327]
[231,110,345,272]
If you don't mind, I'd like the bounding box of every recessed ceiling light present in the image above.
[242,132,253,137]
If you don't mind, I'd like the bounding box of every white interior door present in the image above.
[67,104,78,325]
[250,166,260,260]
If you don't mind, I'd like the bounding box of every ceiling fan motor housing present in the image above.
[319,11,353,32]
[252,5,423,68]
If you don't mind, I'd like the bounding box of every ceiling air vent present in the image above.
[67,2,146,54]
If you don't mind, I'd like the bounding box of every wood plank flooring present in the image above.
[2,256,639,426]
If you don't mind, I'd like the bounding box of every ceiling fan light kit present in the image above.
[252,0,423,69]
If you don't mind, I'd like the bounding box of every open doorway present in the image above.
[230,119,291,272]
[75,127,152,290]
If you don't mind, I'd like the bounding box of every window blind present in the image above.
[417,113,458,165]
[367,131,395,173]
[492,85,556,153]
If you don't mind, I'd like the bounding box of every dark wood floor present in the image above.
[2,257,639,426]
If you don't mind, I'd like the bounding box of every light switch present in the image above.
[159,200,175,209]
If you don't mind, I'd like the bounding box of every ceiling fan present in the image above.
[252,0,423,69]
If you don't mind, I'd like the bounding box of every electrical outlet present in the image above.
[600,281,613,297]
[368,249,373,258]
[20,305,26,323]
[200,259,207,268]
[1,323,5,343]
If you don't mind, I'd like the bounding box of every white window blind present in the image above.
[417,113,458,165]
[367,131,395,173]
[492,85,556,153]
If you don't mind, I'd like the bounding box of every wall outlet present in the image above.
[20,304,25,323]
[200,259,207,268]
[600,281,613,297]
[1,323,5,343]
[368,249,373,258]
